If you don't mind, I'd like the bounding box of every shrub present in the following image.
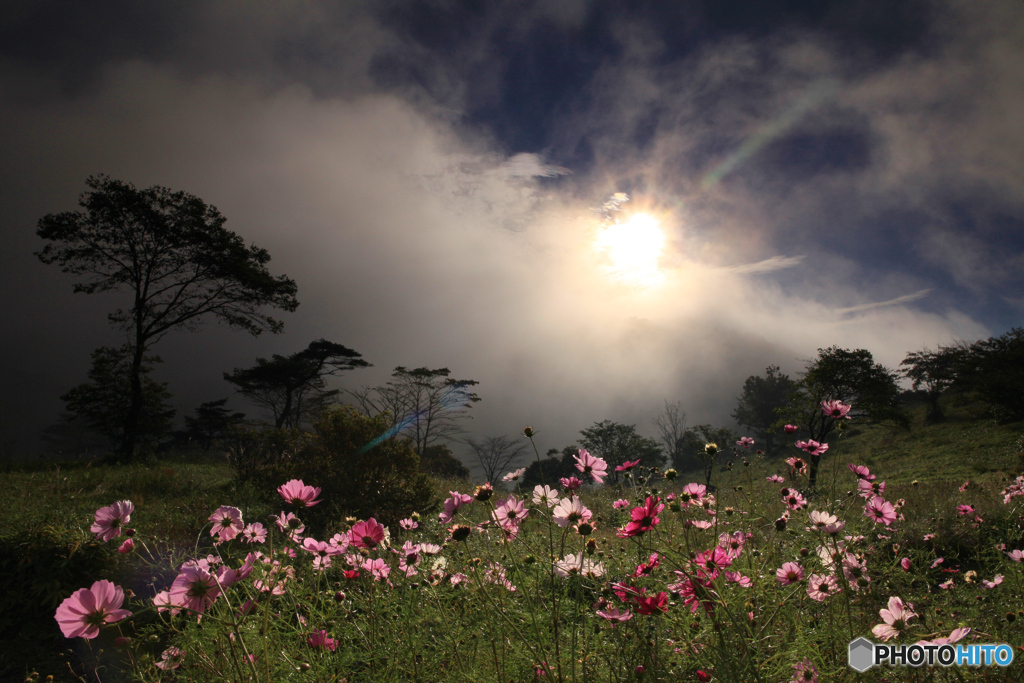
[255,406,436,528]
[224,427,308,482]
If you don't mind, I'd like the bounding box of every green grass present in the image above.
[1,394,1021,682]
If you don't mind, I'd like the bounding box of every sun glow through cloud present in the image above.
[594,212,666,287]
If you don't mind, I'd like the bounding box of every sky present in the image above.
[1,0,1022,464]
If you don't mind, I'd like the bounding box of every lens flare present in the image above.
[594,213,665,287]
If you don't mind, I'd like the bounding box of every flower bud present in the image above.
[704,443,718,456]
[334,591,346,603]
[664,468,677,480]
[524,426,535,438]
[774,517,787,531]
[450,525,472,542]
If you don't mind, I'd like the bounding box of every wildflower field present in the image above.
[2,398,1023,682]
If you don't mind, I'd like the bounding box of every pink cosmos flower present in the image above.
[982,575,1003,589]
[243,522,267,543]
[612,498,630,510]
[776,562,805,585]
[363,557,391,581]
[923,533,936,541]
[615,459,640,472]
[492,495,526,529]
[784,424,799,434]
[90,501,134,542]
[871,596,916,641]
[502,468,526,482]
[552,496,592,528]
[956,504,975,515]
[307,630,337,651]
[439,491,474,524]
[532,485,559,508]
[785,457,807,475]
[559,476,583,491]
[634,553,661,577]
[574,449,608,484]
[278,479,322,508]
[864,497,897,525]
[858,479,886,499]
[153,590,180,615]
[926,627,971,646]
[169,566,222,614]
[155,646,185,670]
[847,464,875,481]
[55,580,132,639]
[1002,475,1024,504]
[795,440,828,456]
[766,474,785,483]
[399,518,419,530]
[1007,549,1024,562]
[680,482,707,503]
[275,512,305,537]
[726,571,752,587]
[349,518,386,549]
[617,497,664,538]
[790,658,818,683]
[931,557,945,569]
[900,558,912,572]
[939,579,954,590]
[718,531,747,558]
[736,436,755,449]
[806,574,839,601]
[692,547,732,580]
[780,488,808,511]
[209,505,244,541]
[596,608,632,624]
[687,519,714,530]
[821,399,852,419]
[959,480,970,492]
[116,538,134,554]
[634,591,669,615]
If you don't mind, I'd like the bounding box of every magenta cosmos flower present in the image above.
[806,574,839,601]
[90,500,134,542]
[349,518,386,549]
[55,580,132,639]
[795,440,828,456]
[559,476,583,491]
[155,646,185,670]
[617,497,664,538]
[847,464,875,481]
[573,449,608,484]
[596,607,632,624]
[736,436,755,449]
[209,505,244,541]
[492,495,526,529]
[790,658,818,683]
[776,562,805,585]
[615,459,640,473]
[871,596,917,641]
[864,497,897,526]
[784,424,799,434]
[278,479,322,508]
[169,566,222,614]
[307,629,338,651]
[821,399,852,419]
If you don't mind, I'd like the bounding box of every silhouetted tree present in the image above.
[225,339,369,429]
[579,420,664,482]
[349,367,480,455]
[419,443,471,480]
[179,399,246,453]
[61,345,175,453]
[521,446,578,489]
[652,400,687,469]
[36,175,298,460]
[789,346,907,488]
[900,346,966,423]
[732,366,797,454]
[955,328,1024,422]
[467,435,528,484]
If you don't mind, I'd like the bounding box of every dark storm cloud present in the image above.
[0,0,1018,463]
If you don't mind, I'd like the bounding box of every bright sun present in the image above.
[594,212,666,287]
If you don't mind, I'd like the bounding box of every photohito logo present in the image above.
[848,637,1014,671]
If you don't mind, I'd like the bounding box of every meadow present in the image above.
[2,395,1022,682]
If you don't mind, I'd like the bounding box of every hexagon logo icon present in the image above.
[848,637,875,672]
